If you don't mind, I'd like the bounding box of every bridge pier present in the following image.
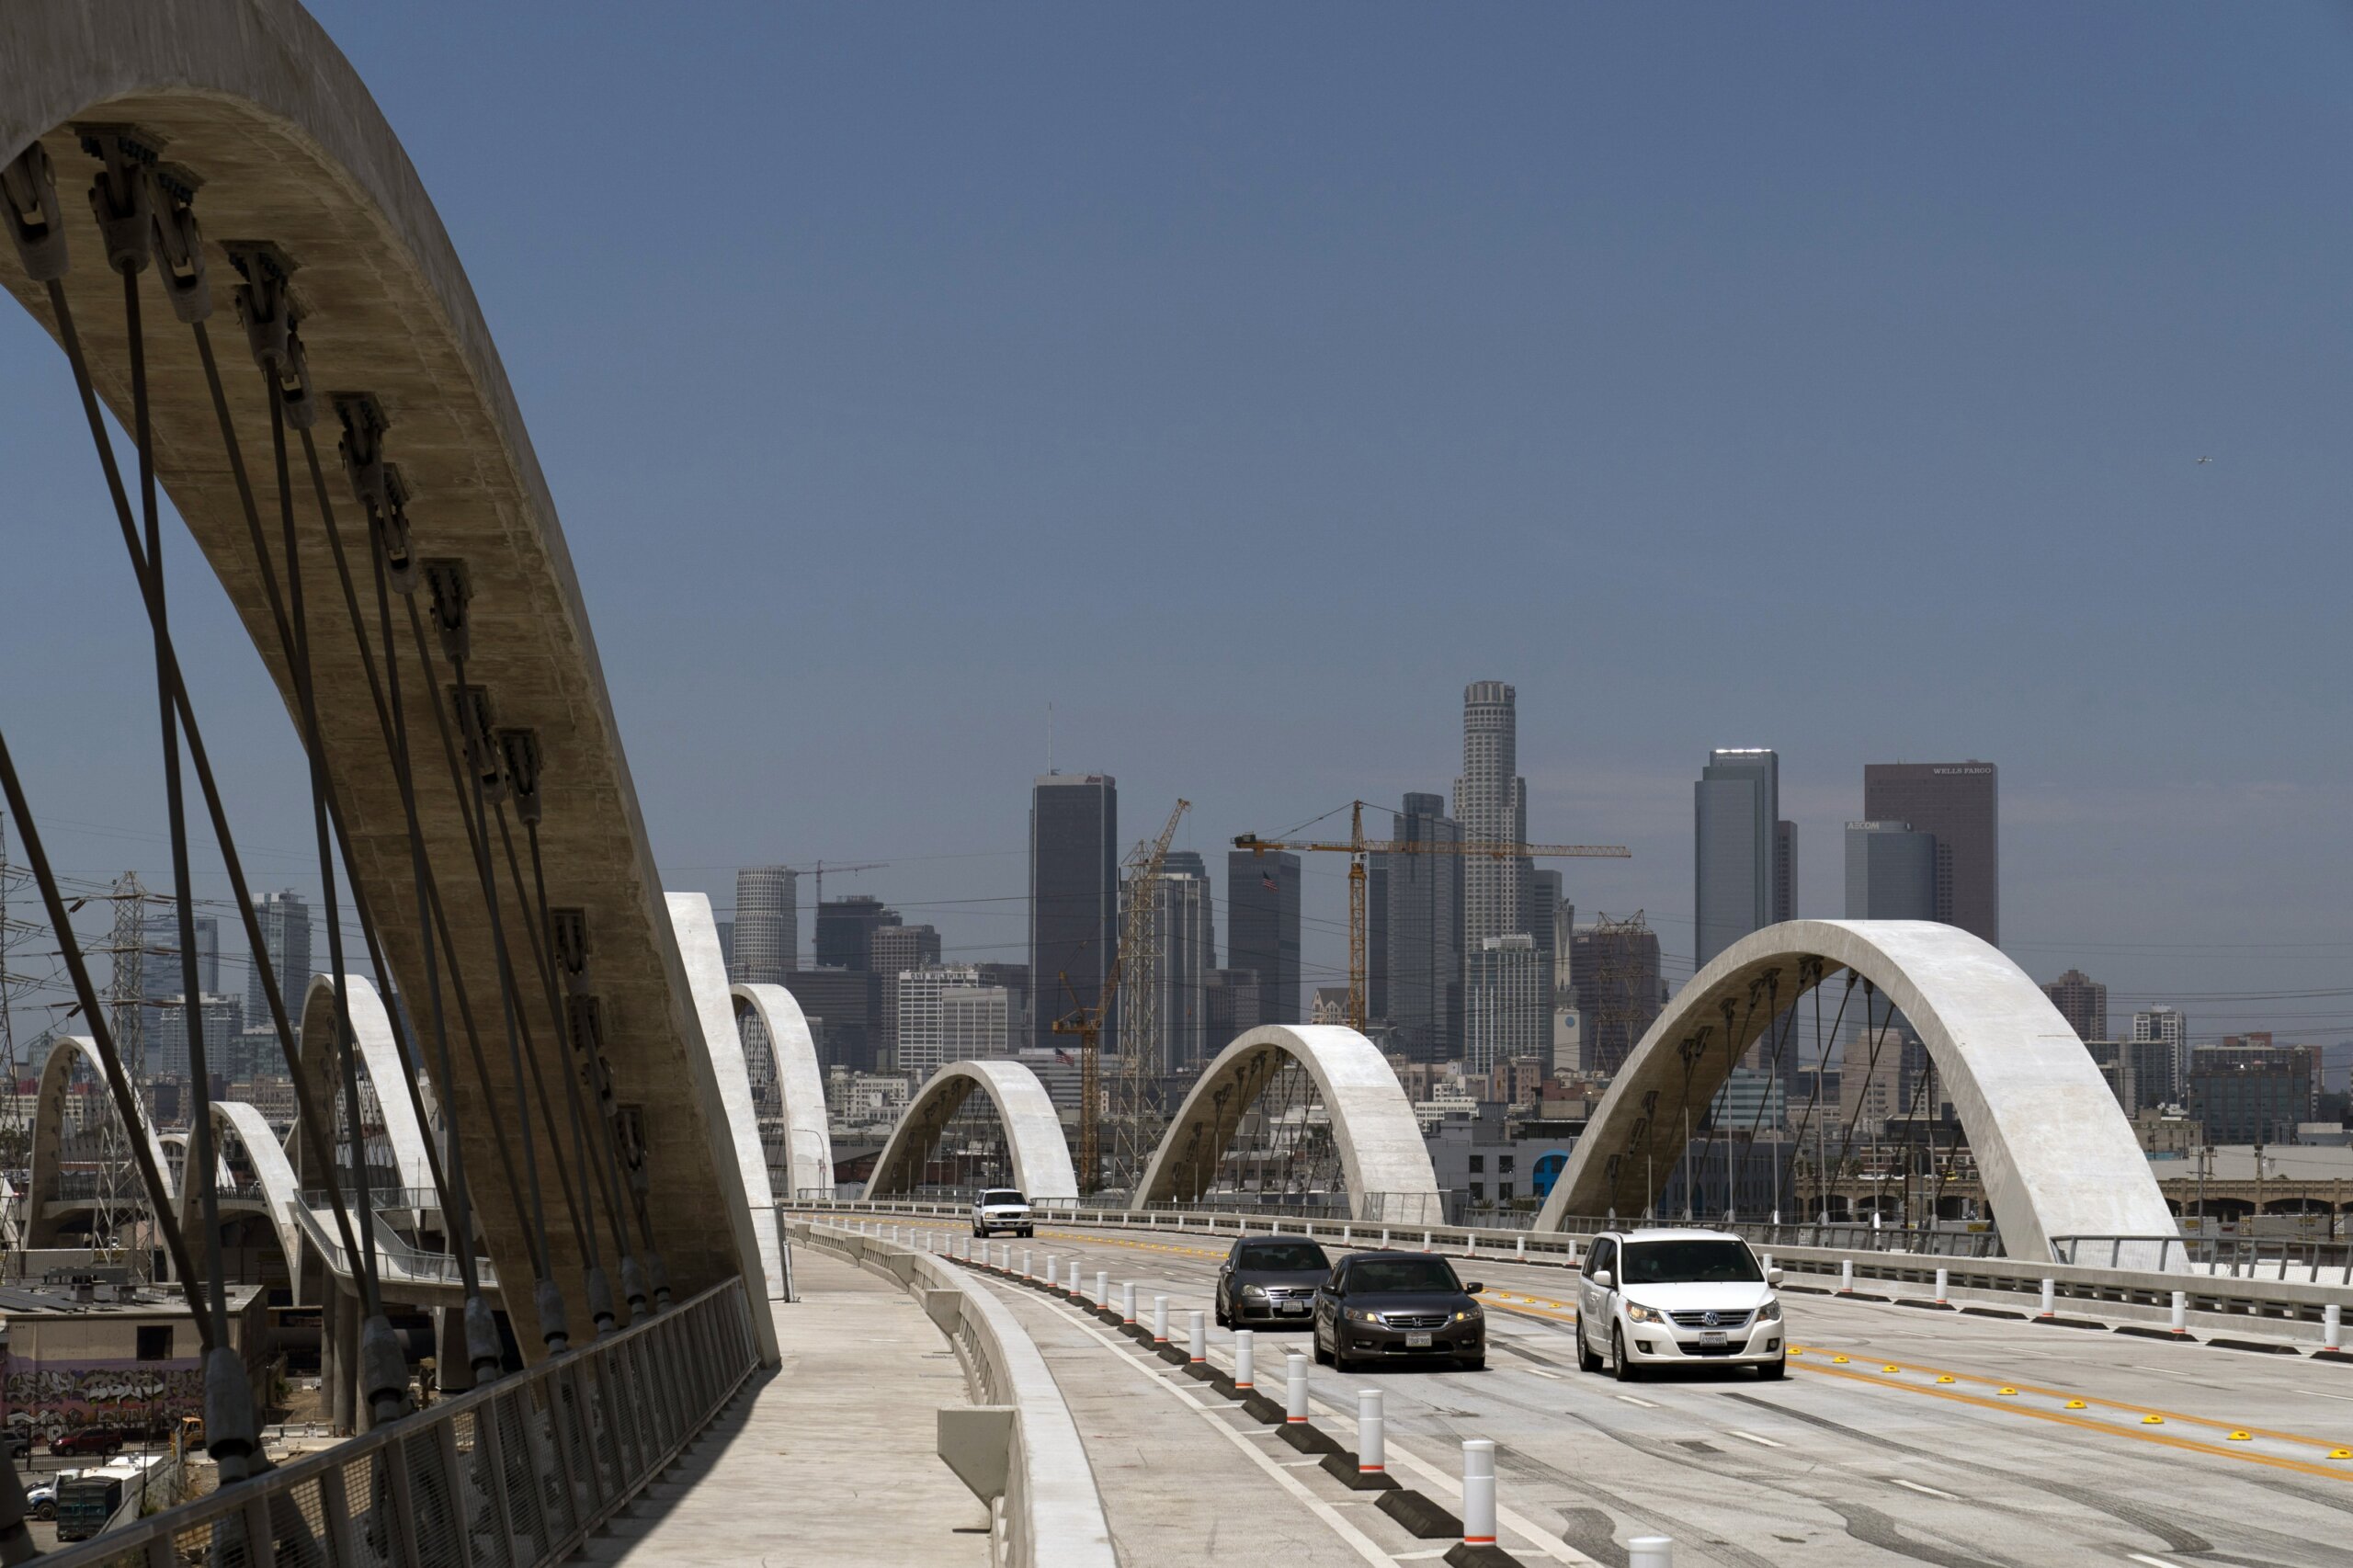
[321,1284,359,1436]
[436,1306,472,1395]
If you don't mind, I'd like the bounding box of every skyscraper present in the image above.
[895,964,1010,1082]
[1774,822,1797,923]
[815,894,898,972]
[1225,848,1301,1026]
[1861,762,1998,945]
[2042,969,2108,1042]
[1455,682,1529,947]
[732,866,798,982]
[1844,822,1938,920]
[143,911,220,1001]
[1372,791,1463,1062]
[1145,851,1215,1072]
[872,922,942,1066]
[244,890,313,1024]
[1570,915,1662,1077]
[1694,749,1779,969]
[1465,935,1544,1077]
[2133,1006,2188,1105]
[1030,774,1118,1052]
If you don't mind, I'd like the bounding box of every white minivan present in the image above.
[1576,1228,1785,1381]
[971,1187,1034,1238]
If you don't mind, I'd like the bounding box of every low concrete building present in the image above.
[1,1280,269,1446]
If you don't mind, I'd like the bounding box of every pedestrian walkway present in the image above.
[580,1247,988,1566]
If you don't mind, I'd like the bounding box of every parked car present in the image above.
[970,1187,1034,1239]
[1575,1227,1785,1381]
[1312,1250,1485,1372]
[49,1427,125,1459]
[1214,1235,1330,1328]
[2,1432,28,1463]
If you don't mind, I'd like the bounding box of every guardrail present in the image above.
[43,1276,758,1567]
[289,1201,496,1292]
[788,1197,2353,1335]
[793,1218,1116,1568]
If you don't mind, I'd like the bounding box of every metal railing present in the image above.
[2055,1233,2353,1284]
[298,1186,444,1214]
[44,1276,761,1567]
[289,1201,497,1291]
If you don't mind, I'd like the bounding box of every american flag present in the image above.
[1054,1050,1073,1066]
[1261,871,1279,892]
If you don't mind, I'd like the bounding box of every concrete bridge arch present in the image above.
[25,1034,175,1248]
[1533,919,2180,1264]
[867,1060,1079,1204]
[733,982,835,1199]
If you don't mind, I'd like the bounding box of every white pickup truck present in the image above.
[971,1187,1034,1238]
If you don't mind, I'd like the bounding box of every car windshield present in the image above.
[979,1189,1027,1206]
[1345,1257,1461,1295]
[1237,1242,1327,1271]
[1620,1239,1761,1285]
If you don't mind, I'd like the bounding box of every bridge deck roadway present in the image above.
[576,1247,985,1568]
[969,1222,2353,1567]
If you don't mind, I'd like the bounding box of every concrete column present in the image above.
[437,1305,472,1395]
[322,1285,358,1437]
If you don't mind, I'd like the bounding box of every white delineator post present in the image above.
[2171,1290,2188,1335]
[1837,1259,1854,1294]
[1357,1390,1385,1475]
[1629,1536,1673,1567]
[1188,1310,1206,1365]
[1933,1267,1949,1306]
[1154,1294,1170,1346]
[1461,1438,1496,1548]
[1095,1270,1108,1309]
[1069,1259,1083,1295]
[2326,1303,2343,1353]
[1022,1249,1034,1281]
[2039,1278,2056,1319]
[1233,1330,1256,1390]
[1044,1255,1058,1290]
[1285,1353,1309,1424]
[1120,1282,1137,1325]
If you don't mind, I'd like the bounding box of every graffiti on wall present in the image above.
[4,1357,202,1438]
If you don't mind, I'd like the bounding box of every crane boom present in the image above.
[1233,801,1630,1033]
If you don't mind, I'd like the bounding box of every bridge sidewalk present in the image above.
[576,1247,989,1566]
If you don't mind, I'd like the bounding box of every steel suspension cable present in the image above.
[1690,988,1761,1218]
[1822,982,1897,1217]
[1777,971,1856,1216]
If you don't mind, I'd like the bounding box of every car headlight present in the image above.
[1242,1284,1267,1300]
[1452,1307,1482,1323]
[1347,1308,1380,1324]
[1756,1299,1781,1322]
[1623,1302,1662,1324]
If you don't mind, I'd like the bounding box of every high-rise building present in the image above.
[244,890,313,1024]
[1455,682,1529,947]
[2042,969,2108,1043]
[143,911,220,1001]
[1861,762,1998,945]
[1528,867,1563,1027]
[896,964,1012,1081]
[1465,935,1544,1077]
[941,986,1013,1065]
[815,894,897,972]
[1569,915,1662,1078]
[1774,822,1797,924]
[1694,749,1780,969]
[783,968,882,1073]
[1030,774,1118,1053]
[150,993,242,1085]
[972,962,1032,1040]
[872,923,942,1064]
[1844,821,1937,919]
[1372,791,1463,1062]
[2133,1006,2189,1106]
[1225,848,1301,1026]
[1205,969,1261,1045]
[1143,851,1215,1073]
[732,866,798,982]
[2188,1041,2317,1144]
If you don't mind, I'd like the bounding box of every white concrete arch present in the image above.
[732,982,835,1199]
[1533,920,2181,1264]
[867,1060,1079,1204]
[25,1034,175,1248]
[294,973,438,1196]
[670,895,787,1300]
[179,1098,307,1292]
[1134,1025,1442,1223]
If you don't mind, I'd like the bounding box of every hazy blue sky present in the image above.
[4,3,2349,1050]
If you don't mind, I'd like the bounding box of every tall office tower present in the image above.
[1774,822,1797,923]
[716,921,734,973]
[150,993,242,1084]
[1454,682,1529,946]
[872,923,943,1064]
[1465,935,1545,1076]
[940,985,1013,1064]
[1844,822,1938,920]
[2133,1006,2189,1106]
[1694,749,1779,970]
[1144,851,1215,1073]
[815,894,898,972]
[1861,761,1998,944]
[784,968,883,1072]
[1569,915,1663,1077]
[895,964,996,1082]
[732,866,798,982]
[972,963,1033,1040]
[1030,774,1118,1053]
[2042,969,2108,1042]
[1225,849,1301,1025]
[244,890,313,1024]
[1204,969,1261,1044]
[143,911,220,1000]
[1373,791,1464,1062]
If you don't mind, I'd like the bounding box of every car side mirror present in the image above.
[1768,1267,1784,1288]
[1462,1282,1483,1295]
[1591,1268,1614,1290]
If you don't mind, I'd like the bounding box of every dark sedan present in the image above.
[1214,1235,1331,1328]
[1313,1251,1484,1372]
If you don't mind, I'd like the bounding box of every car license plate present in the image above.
[1700,1331,1728,1346]
[1406,1332,1433,1348]
[1279,1301,1308,1314]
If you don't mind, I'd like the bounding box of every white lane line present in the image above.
[1617,1393,1660,1408]
[1524,1367,1563,1381]
[2296,1389,2353,1403]
[1725,1430,1782,1449]
[1893,1479,1958,1500]
[2129,1555,2192,1568]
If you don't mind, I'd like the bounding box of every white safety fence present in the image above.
[42,1278,760,1568]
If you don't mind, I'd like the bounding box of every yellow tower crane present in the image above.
[1233,801,1630,1034]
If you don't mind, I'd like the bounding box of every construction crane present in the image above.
[797,859,889,911]
[1054,798,1189,1194]
[1234,801,1630,1034]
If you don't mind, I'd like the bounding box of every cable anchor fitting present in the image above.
[150,163,212,324]
[452,685,508,806]
[551,909,592,997]
[224,240,319,428]
[2,142,70,281]
[336,395,420,593]
[498,727,545,826]
[424,557,472,664]
[74,123,161,276]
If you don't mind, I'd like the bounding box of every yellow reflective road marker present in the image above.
[1936,1375,1956,1384]
[1881,1364,1901,1373]
[2143,1415,2165,1426]
[2229,1431,2254,1442]
[2329,1449,2351,1460]
[1998,1387,2019,1397]
[2065,1400,2087,1410]
[1832,1355,1850,1364]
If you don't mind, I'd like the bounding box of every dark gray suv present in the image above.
[1312,1251,1485,1372]
[1214,1235,1331,1327]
